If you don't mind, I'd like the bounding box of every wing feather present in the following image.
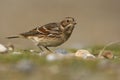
[20,23,62,38]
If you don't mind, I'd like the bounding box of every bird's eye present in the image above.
[66,20,70,22]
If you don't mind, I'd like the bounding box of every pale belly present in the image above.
[28,36,65,47]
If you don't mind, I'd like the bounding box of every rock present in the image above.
[12,51,22,55]
[98,51,114,59]
[30,49,35,53]
[100,51,114,59]
[0,44,8,53]
[46,54,63,61]
[7,44,14,51]
[54,49,68,55]
[46,54,57,61]
[75,49,96,59]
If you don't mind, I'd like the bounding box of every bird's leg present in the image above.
[37,44,44,52]
[37,45,47,55]
[44,46,52,53]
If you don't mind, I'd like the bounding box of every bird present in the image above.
[6,17,77,53]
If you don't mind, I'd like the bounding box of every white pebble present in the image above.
[75,49,96,59]
[0,44,8,53]
[7,44,14,51]
[30,50,35,53]
[46,54,57,61]
[12,51,22,55]
[46,54,63,61]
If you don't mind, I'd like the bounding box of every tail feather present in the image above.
[6,36,20,39]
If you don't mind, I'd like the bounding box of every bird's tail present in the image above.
[6,35,20,39]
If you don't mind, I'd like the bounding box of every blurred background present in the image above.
[0,0,120,49]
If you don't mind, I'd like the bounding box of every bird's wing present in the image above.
[39,23,61,34]
[20,27,40,37]
[20,23,62,38]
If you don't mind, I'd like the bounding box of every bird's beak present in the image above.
[73,22,77,25]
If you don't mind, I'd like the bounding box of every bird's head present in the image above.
[60,17,77,41]
[60,17,76,27]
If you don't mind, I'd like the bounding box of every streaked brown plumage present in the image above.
[7,17,77,52]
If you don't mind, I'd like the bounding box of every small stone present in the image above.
[55,49,68,55]
[7,44,14,51]
[75,49,96,59]
[98,51,114,59]
[29,49,35,53]
[46,54,63,61]
[0,44,8,53]
[102,51,114,59]
[12,51,22,55]
[46,54,57,61]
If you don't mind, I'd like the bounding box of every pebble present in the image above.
[30,49,35,53]
[0,44,8,53]
[7,44,14,51]
[99,51,114,59]
[54,49,76,58]
[46,53,63,61]
[12,51,22,55]
[75,49,96,59]
[54,49,68,55]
